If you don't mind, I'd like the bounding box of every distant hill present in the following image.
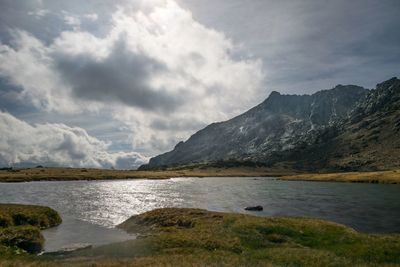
[140,77,400,171]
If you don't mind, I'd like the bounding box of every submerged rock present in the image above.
[245,206,263,211]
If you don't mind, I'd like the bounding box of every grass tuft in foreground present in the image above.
[0,204,61,254]
[69,208,400,266]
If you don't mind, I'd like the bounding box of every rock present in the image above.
[245,206,263,211]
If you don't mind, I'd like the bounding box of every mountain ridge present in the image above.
[140,77,399,171]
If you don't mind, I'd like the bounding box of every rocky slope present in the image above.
[296,77,400,171]
[140,77,399,171]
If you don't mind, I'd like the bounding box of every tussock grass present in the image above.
[0,204,61,254]
[280,169,400,184]
[0,204,62,229]
[0,226,44,254]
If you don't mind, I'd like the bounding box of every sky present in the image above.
[0,0,399,169]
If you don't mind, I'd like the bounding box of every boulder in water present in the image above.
[245,206,263,211]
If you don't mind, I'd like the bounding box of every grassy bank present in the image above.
[280,169,400,184]
[0,204,61,255]
[0,167,296,183]
[2,166,399,184]
[73,208,400,266]
[2,208,400,266]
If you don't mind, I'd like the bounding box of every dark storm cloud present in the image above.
[53,39,185,113]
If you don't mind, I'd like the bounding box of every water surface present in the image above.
[0,177,399,250]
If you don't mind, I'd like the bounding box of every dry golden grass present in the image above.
[0,167,296,183]
[280,169,400,184]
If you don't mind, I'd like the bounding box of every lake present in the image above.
[0,177,399,251]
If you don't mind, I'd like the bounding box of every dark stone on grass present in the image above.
[245,206,263,211]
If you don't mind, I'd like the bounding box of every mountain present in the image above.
[140,77,399,171]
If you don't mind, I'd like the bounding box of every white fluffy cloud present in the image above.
[0,112,148,169]
[0,0,265,160]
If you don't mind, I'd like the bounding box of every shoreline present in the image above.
[1,167,400,184]
[0,167,399,184]
[0,167,400,184]
[0,167,295,183]
[279,169,400,184]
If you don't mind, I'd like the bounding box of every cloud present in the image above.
[178,0,400,93]
[0,0,265,155]
[49,1,265,115]
[54,37,185,113]
[28,9,50,19]
[63,15,81,27]
[0,1,264,114]
[0,112,148,169]
[83,13,98,22]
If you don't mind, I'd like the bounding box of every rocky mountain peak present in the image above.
[376,77,399,90]
[268,91,281,97]
[141,81,372,170]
